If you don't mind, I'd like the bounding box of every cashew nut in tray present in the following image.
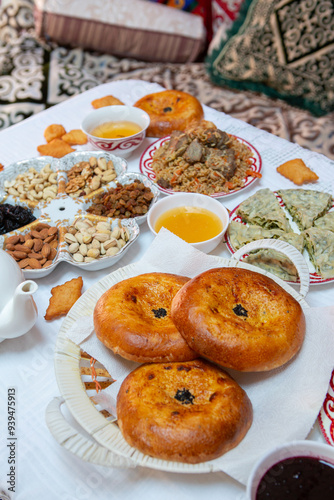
[4,164,58,201]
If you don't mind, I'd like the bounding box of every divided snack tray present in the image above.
[0,152,160,277]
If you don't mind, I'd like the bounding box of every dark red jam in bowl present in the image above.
[256,456,334,499]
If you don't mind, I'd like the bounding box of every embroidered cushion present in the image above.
[206,0,334,116]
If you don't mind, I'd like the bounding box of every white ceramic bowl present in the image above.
[247,440,334,500]
[147,192,229,253]
[81,105,150,158]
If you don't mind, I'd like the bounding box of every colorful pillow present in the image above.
[206,0,334,116]
[146,1,203,13]
[33,0,206,63]
[138,0,213,42]
[212,0,244,37]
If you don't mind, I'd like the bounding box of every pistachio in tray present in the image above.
[64,218,131,263]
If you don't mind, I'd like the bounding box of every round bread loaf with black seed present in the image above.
[171,267,306,372]
[116,359,253,463]
[133,90,204,138]
[94,272,197,363]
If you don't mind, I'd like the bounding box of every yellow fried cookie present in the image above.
[44,124,67,143]
[45,277,83,320]
[91,95,124,109]
[37,138,75,158]
[277,159,319,185]
[62,129,88,145]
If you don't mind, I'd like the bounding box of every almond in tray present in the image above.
[4,223,59,269]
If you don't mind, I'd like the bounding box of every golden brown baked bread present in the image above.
[94,272,197,363]
[117,359,253,463]
[133,90,204,137]
[171,267,306,372]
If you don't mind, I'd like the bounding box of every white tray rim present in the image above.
[54,258,309,474]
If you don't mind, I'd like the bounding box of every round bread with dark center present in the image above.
[133,90,204,138]
[171,267,306,372]
[116,358,253,463]
[94,272,197,363]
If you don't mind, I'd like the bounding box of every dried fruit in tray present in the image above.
[0,203,36,235]
[0,153,137,274]
[86,180,155,218]
[45,276,83,320]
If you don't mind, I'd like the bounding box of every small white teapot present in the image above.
[0,249,38,342]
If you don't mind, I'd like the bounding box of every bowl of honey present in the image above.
[147,192,229,253]
[81,105,150,158]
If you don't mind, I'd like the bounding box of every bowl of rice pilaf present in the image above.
[140,120,262,198]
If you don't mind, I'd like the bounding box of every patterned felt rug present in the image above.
[1,0,333,160]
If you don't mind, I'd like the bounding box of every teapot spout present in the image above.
[0,280,38,341]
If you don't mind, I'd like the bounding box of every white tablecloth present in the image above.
[0,80,333,500]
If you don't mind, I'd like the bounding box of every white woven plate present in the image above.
[54,257,309,473]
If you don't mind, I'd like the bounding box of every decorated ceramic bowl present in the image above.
[81,105,150,158]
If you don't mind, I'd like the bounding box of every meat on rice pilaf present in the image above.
[151,121,257,195]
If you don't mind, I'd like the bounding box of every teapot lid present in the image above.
[0,249,24,311]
